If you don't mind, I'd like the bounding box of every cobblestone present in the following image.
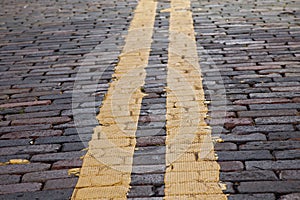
[0,139,31,148]
[220,170,278,181]
[246,160,300,170]
[238,110,299,117]
[44,178,78,190]
[228,194,275,200]
[31,151,85,162]
[0,182,42,195]
[0,174,20,185]
[0,163,50,175]
[240,141,300,150]
[221,133,267,142]
[0,189,73,200]
[238,181,300,193]
[217,150,273,161]
[1,0,300,198]
[0,144,60,156]
[219,161,244,172]
[268,131,300,141]
[127,186,155,198]
[52,158,83,170]
[11,117,71,125]
[22,169,71,182]
[1,130,63,139]
[279,193,300,200]
[280,170,300,180]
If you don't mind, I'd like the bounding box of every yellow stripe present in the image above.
[71,0,157,199]
[164,0,228,199]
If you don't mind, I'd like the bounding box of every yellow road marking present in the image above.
[164,0,228,199]
[71,0,157,199]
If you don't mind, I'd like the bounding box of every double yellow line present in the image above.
[71,0,227,199]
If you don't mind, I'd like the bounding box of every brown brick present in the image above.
[0,97,36,104]
[11,117,71,125]
[136,136,166,147]
[52,158,83,170]
[219,161,244,172]
[292,97,300,103]
[0,100,51,108]
[224,118,253,129]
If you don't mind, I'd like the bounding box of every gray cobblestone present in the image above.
[0,189,73,200]
[1,0,300,198]
[238,181,300,193]
[279,193,300,200]
[228,194,275,200]
[246,160,300,170]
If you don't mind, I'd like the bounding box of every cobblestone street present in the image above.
[0,0,300,199]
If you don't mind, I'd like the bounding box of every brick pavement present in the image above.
[0,0,300,199]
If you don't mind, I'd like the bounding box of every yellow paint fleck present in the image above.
[68,168,81,176]
[0,159,30,166]
[219,182,228,191]
[9,159,30,164]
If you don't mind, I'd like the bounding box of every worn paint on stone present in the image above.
[71,0,157,199]
[164,0,227,198]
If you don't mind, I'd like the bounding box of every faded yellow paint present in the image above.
[71,0,157,199]
[164,0,227,199]
[0,159,30,166]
